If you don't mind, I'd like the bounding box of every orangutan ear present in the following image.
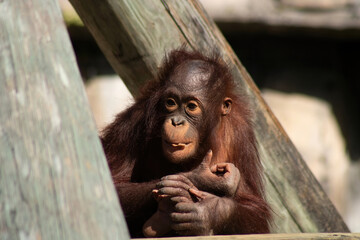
[221,97,232,116]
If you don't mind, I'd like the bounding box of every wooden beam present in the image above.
[139,233,360,240]
[69,0,349,233]
[0,0,129,239]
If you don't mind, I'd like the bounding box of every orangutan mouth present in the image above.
[165,141,191,149]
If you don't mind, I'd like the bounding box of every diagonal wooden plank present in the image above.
[0,0,129,239]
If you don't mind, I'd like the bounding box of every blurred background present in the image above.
[60,0,360,232]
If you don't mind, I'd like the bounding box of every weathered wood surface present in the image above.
[69,0,349,233]
[0,0,129,239]
[140,233,360,240]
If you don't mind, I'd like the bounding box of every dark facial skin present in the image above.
[161,61,211,164]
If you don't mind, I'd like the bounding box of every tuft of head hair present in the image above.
[157,48,234,95]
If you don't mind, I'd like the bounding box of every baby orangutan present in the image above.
[101,49,271,237]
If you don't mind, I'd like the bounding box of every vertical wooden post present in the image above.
[69,0,348,233]
[0,0,129,239]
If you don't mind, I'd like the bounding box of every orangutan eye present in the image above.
[186,100,201,115]
[166,98,176,106]
[187,103,197,110]
[165,98,178,111]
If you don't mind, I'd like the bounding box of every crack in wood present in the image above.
[160,0,194,49]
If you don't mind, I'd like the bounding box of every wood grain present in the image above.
[0,0,129,239]
[139,233,360,240]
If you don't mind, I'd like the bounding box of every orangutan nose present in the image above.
[171,116,185,127]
